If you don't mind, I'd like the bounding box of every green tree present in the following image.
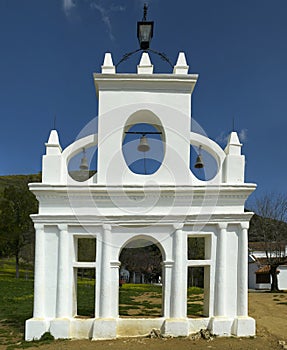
[120,241,162,282]
[0,183,38,278]
[250,193,287,291]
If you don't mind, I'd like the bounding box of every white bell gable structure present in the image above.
[25,52,256,340]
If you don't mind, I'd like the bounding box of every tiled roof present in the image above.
[255,265,270,274]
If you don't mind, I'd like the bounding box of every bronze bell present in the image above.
[137,135,150,152]
[194,154,204,168]
[79,149,89,170]
[194,146,204,168]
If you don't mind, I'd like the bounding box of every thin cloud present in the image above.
[239,129,248,143]
[90,1,126,41]
[63,0,76,17]
[215,131,228,144]
[110,4,125,12]
[91,2,114,41]
[62,1,126,39]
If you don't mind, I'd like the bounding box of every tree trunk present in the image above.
[270,266,279,291]
[15,252,19,279]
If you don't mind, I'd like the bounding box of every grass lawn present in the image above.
[0,259,34,349]
[0,259,204,348]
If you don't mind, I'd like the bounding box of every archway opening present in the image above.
[119,239,163,317]
[190,145,218,181]
[122,109,165,175]
[68,146,98,182]
[122,121,165,175]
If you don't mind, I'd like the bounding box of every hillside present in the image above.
[0,173,41,193]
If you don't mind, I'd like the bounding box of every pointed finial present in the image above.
[173,52,189,74]
[45,130,62,155]
[47,130,60,145]
[137,52,154,74]
[225,131,242,155]
[101,52,116,74]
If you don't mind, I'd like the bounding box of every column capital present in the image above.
[58,224,68,232]
[110,261,121,268]
[173,223,184,231]
[102,224,112,232]
[240,222,249,230]
[34,223,44,231]
[218,222,228,230]
[162,260,174,268]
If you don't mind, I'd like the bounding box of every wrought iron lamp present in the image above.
[137,4,154,50]
[116,4,172,67]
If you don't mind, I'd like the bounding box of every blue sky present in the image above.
[0,0,286,206]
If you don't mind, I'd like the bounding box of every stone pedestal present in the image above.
[50,318,71,339]
[232,317,256,337]
[161,318,189,337]
[25,318,50,341]
[92,318,117,340]
[209,317,233,336]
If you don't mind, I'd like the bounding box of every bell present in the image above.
[194,154,204,169]
[79,149,89,170]
[194,146,204,168]
[137,135,150,152]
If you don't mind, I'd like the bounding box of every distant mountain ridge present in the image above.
[0,174,41,193]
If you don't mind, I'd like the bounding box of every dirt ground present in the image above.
[4,292,287,350]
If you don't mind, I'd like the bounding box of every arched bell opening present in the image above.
[122,110,165,175]
[118,238,163,318]
[68,146,98,182]
[189,144,219,181]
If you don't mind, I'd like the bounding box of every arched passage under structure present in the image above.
[119,237,164,318]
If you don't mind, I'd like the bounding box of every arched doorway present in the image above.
[118,237,164,318]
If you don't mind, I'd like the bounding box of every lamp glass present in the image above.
[137,21,154,50]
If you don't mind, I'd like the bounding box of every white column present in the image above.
[162,260,173,318]
[33,224,46,318]
[56,224,71,318]
[215,223,227,317]
[99,224,112,318]
[110,261,120,318]
[237,223,249,316]
[170,223,187,318]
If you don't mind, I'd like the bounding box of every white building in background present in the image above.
[248,242,287,290]
[25,51,256,340]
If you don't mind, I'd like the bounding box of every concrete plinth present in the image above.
[161,318,189,337]
[209,317,233,336]
[50,318,71,339]
[25,318,50,341]
[232,317,256,337]
[92,318,117,340]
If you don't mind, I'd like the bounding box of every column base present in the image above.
[25,318,50,341]
[50,318,71,339]
[92,318,117,340]
[232,316,256,337]
[161,318,189,337]
[209,317,233,336]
